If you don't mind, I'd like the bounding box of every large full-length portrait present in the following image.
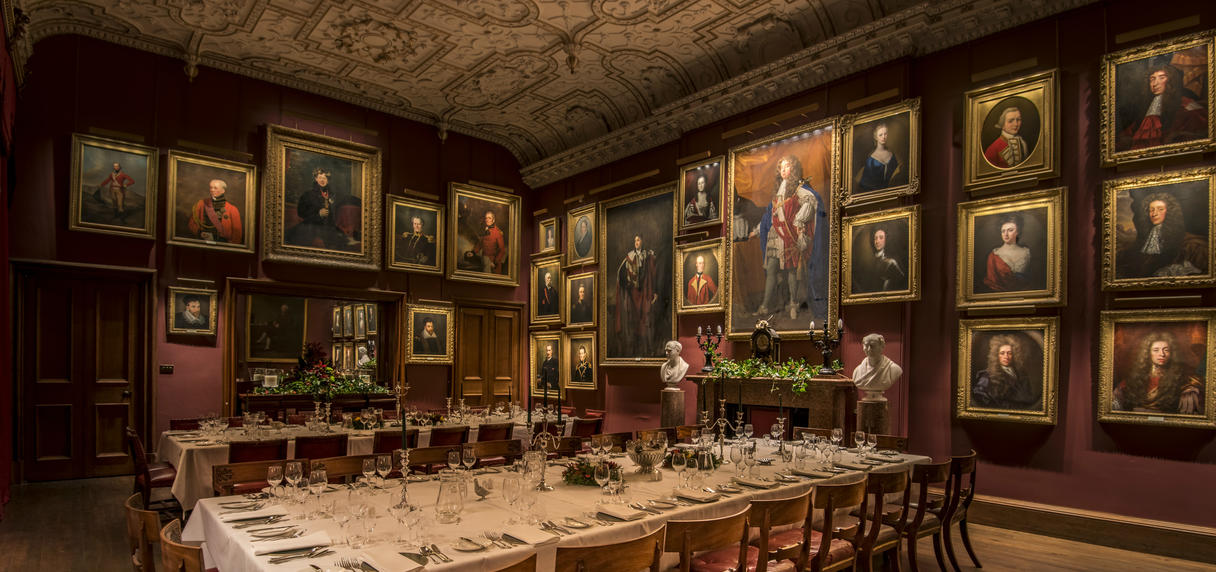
[599,183,676,365]
[246,294,308,362]
[726,119,840,340]
[406,302,454,364]
[842,205,920,305]
[964,70,1059,191]
[530,254,563,325]
[1102,31,1215,165]
[957,187,1066,309]
[1099,308,1215,429]
[565,271,596,328]
[564,331,597,390]
[388,196,444,274]
[678,156,724,231]
[842,99,920,206]
[1102,167,1215,291]
[166,150,257,253]
[675,238,725,314]
[69,133,158,238]
[166,286,218,336]
[566,203,597,266]
[957,317,1058,425]
[262,125,382,269]
[530,332,564,399]
[447,182,521,286]
[537,216,559,254]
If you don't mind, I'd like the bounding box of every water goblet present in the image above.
[362,457,377,486]
[446,449,462,472]
[608,467,625,504]
[866,433,879,455]
[462,444,477,472]
[376,454,392,484]
[284,460,303,489]
[743,423,754,441]
[594,461,610,496]
[266,465,283,498]
[670,451,686,489]
[308,469,327,519]
[830,427,843,447]
[729,445,743,475]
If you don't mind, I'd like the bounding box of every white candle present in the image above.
[263,374,279,388]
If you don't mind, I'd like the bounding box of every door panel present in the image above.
[34,404,72,461]
[490,310,518,399]
[455,304,521,406]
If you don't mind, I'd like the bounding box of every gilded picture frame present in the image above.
[564,331,598,391]
[1098,308,1215,429]
[726,118,841,340]
[166,286,218,336]
[342,342,355,372]
[406,302,454,364]
[537,216,559,255]
[331,342,343,370]
[566,203,597,266]
[956,316,1058,425]
[387,195,444,275]
[353,304,367,340]
[956,187,1067,309]
[677,155,725,232]
[1101,166,1215,290]
[69,133,158,239]
[963,69,1059,191]
[365,303,378,335]
[842,205,921,305]
[447,182,521,286]
[599,182,677,366]
[530,253,564,325]
[246,294,308,363]
[165,150,257,253]
[675,238,726,314]
[530,331,565,399]
[841,99,921,207]
[565,271,597,329]
[342,304,355,338]
[261,125,382,270]
[330,306,342,337]
[1101,30,1215,166]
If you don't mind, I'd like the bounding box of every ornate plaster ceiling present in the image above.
[12,0,1094,187]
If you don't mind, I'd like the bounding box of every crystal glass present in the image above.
[434,471,464,524]
[447,449,462,472]
[670,451,686,489]
[743,424,754,441]
[462,444,477,471]
[608,467,624,504]
[266,465,283,498]
[853,431,866,452]
[830,427,843,446]
[376,455,392,481]
[866,433,879,454]
[308,469,328,518]
[594,461,610,495]
[501,473,523,524]
[362,457,377,486]
[729,445,744,475]
[284,460,303,488]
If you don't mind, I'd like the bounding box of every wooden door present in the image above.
[455,304,521,406]
[14,264,150,481]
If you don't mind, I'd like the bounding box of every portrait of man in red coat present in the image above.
[1117,61,1209,152]
[187,179,243,244]
[472,210,507,274]
[686,254,718,306]
[97,162,136,218]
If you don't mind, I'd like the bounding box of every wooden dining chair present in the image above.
[284,414,306,425]
[493,553,537,572]
[294,434,349,459]
[594,431,632,453]
[892,461,950,572]
[807,478,867,572]
[310,454,386,483]
[874,434,910,453]
[125,493,160,572]
[570,417,603,438]
[665,505,754,572]
[373,428,418,453]
[940,450,980,572]
[582,408,606,419]
[168,419,201,431]
[555,525,665,572]
[212,459,309,496]
[227,439,287,463]
[749,490,812,572]
[472,438,524,467]
[125,426,178,510]
[531,420,566,437]
[675,424,706,443]
[476,422,515,442]
[224,416,243,427]
[854,469,909,572]
[429,425,471,446]
[560,405,576,417]
[396,445,461,475]
[159,520,204,572]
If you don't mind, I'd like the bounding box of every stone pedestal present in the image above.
[661,388,685,429]
[857,399,890,435]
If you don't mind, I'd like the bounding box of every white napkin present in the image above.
[834,461,870,471]
[596,505,648,521]
[501,525,560,545]
[732,476,779,489]
[675,489,720,503]
[791,468,835,478]
[252,531,332,555]
[867,454,901,463]
[218,505,288,522]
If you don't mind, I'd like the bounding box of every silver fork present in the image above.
[335,556,361,570]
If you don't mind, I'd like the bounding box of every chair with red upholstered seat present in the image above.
[560,406,576,417]
[125,493,159,572]
[749,490,811,572]
[854,469,909,571]
[555,526,665,572]
[125,426,178,511]
[429,425,470,446]
[294,434,349,459]
[476,422,514,442]
[169,418,201,431]
[892,460,950,572]
[227,439,287,463]
[664,504,753,572]
[582,408,606,419]
[940,450,981,572]
[766,478,864,572]
[570,417,603,438]
[212,459,309,496]
[373,428,418,454]
[472,439,524,468]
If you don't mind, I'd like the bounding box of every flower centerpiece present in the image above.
[561,458,619,486]
[351,414,383,430]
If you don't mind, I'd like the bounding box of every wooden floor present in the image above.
[0,476,1212,571]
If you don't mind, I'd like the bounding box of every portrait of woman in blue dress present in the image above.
[856,121,902,192]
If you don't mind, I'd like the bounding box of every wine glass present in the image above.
[308,469,327,519]
[697,450,714,485]
[361,457,377,487]
[376,455,392,482]
[462,444,477,472]
[501,473,523,524]
[608,467,624,504]
[670,451,686,489]
[743,445,757,477]
[654,432,668,451]
[853,431,866,454]
[266,465,284,498]
[729,445,743,475]
[594,461,610,496]
[447,449,462,472]
[284,461,303,490]
[866,433,879,455]
[830,427,843,447]
[742,423,754,441]
[780,445,794,469]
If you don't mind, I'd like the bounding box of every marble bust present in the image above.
[852,333,902,401]
[660,340,690,389]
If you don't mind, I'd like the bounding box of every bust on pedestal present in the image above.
[852,334,902,435]
[660,340,689,427]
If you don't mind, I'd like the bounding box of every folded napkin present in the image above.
[252,531,331,555]
[791,468,835,478]
[596,505,648,521]
[834,461,870,471]
[732,476,779,489]
[866,454,901,463]
[674,489,721,503]
[219,505,289,523]
[502,525,561,545]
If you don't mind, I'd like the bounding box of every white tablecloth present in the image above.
[182,443,928,571]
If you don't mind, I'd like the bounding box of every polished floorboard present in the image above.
[0,476,1212,571]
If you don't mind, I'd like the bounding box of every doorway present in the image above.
[13,262,153,481]
[455,302,522,406]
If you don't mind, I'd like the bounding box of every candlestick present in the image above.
[695,324,724,373]
[810,319,844,375]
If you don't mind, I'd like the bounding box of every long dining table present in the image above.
[158,417,536,509]
[181,440,929,571]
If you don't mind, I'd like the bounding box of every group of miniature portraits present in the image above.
[530,330,598,394]
[327,301,377,371]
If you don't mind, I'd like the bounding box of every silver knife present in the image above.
[399,552,428,566]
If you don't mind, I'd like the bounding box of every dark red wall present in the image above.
[530,2,1216,527]
[9,35,531,438]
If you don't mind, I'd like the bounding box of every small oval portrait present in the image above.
[980,96,1041,170]
[572,214,593,258]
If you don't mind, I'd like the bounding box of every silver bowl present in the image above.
[626,443,667,481]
